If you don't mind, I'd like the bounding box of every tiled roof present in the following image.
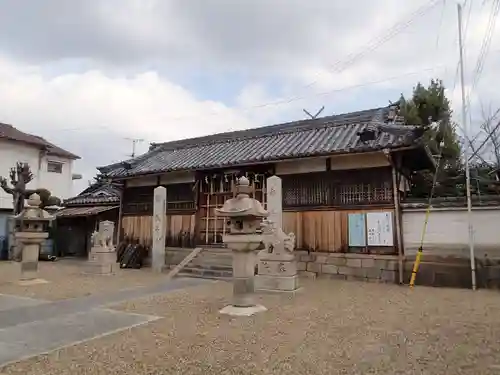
[99,106,426,178]
[0,123,79,160]
[63,183,121,206]
[54,205,119,218]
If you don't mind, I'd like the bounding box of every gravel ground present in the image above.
[2,278,500,374]
[0,260,164,300]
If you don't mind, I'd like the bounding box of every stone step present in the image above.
[165,247,234,280]
[171,251,232,261]
[176,266,233,280]
[166,258,232,271]
[176,272,232,281]
[166,247,231,254]
[165,248,233,269]
[165,247,203,279]
[166,248,231,258]
[168,263,232,273]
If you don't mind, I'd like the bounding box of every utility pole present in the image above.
[125,138,144,158]
[457,2,476,290]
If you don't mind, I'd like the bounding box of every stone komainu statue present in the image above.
[260,219,296,255]
[91,230,113,249]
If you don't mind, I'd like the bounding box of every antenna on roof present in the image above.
[124,137,144,158]
[303,106,325,119]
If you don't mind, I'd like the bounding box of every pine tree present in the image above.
[399,79,463,198]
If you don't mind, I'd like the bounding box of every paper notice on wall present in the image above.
[366,212,394,246]
[348,213,366,247]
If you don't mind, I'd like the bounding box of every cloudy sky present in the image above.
[0,0,498,194]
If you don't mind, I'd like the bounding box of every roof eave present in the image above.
[47,151,81,160]
[106,145,413,180]
[1,135,80,160]
[64,203,119,208]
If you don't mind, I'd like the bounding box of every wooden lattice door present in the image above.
[197,172,267,245]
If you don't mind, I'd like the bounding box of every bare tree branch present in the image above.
[467,107,500,164]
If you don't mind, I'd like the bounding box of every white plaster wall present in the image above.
[38,154,74,202]
[274,153,390,176]
[159,171,195,185]
[330,152,390,170]
[275,158,327,175]
[402,207,500,258]
[0,140,74,210]
[125,171,196,188]
[125,175,157,187]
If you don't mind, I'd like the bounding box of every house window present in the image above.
[47,161,63,174]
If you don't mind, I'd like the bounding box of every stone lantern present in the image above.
[216,176,268,316]
[14,193,53,281]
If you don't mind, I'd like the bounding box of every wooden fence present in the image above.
[121,214,196,247]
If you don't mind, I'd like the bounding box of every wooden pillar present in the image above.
[389,153,404,285]
[116,182,125,244]
[383,149,404,284]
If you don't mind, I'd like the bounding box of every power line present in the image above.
[20,2,441,138]
[468,0,499,95]
[434,0,447,51]
[24,65,446,134]
[16,0,445,153]
[457,0,500,147]
[291,0,441,95]
[452,0,474,92]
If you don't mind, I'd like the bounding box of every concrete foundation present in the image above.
[296,251,400,283]
[219,304,267,317]
[295,250,500,289]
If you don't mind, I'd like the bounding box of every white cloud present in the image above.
[0,55,259,193]
[0,0,499,197]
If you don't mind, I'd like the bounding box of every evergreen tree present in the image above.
[399,79,463,198]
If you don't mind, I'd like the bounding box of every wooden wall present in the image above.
[117,155,399,252]
[283,207,395,253]
[121,214,196,248]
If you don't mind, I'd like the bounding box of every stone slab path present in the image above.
[0,295,45,312]
[0,277,208,367]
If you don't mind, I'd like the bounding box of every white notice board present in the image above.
[366,212,394,246]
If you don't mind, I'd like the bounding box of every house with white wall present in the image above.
[0,122,80,241]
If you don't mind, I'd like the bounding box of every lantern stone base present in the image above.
[14,233,47,282]
[255,274,300,292]
[19,243,40,281]
[219,304,267,317]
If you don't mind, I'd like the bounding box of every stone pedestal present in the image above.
[15,234,46,281]
[255,176,300,293]
[255,256,300,292]
[232,251,257,307]
[84,221,117,275]
[219,242,267,316]
[86,248,117,275]
[152,186,166,273]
